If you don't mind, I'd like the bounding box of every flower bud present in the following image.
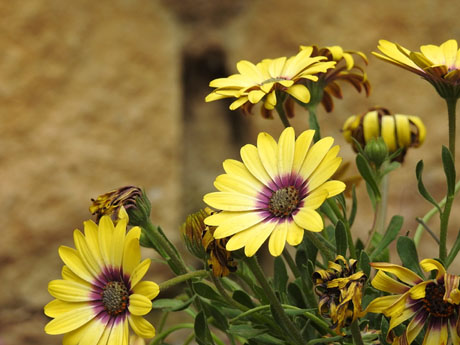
[181,208,209,260]
[342,107,426,162]
[364,137,388,168]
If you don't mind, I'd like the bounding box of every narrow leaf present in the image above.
[232,290,255,308]
[359,251,371,277]
[415,161,442,213]
[396,236,423,276]
[193,282,221,301]
[442,146,456,196]
[446,230,460,268]
[335,220,348,256]
[356,154,381,199]
[349,185,358,226]
[369,215,403,261]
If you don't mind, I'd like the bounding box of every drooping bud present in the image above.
[342,107,426,162]
[181,208,209,260]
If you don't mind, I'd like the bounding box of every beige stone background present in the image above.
[1,0,460,344]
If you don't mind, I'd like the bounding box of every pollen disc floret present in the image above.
[44,214,160,344]
[423,282,455,318]
[203,127,345,257]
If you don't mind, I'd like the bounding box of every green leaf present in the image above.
[381,161,401,176]
[287,282,307,309]
[442,146,456,196]
[202,300,228,331]
[193,282,221,301]
[356,153,381,200]
[446,230,460,268]
[274,257,288,294]
[416,161,442,213]
[152,297,195,311]
[349,185,358,226]
[194,311,214,345]
[253,333,285,344]
[379,316,390,345]
[335,220,348,256]
[359,251,371,277]
[228,325,265,339]
[232,290,256,308]
[369,215,403,261]
[396,236,423,276]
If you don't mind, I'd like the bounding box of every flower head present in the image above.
[313,255,366,333]
[205,50,335,118]
[365,259,460,345]
[300,45,370,112]
[342,107,426,162]
[44,214,159,344]
[203,127,345,257]
[373,39,460,99]
[90,186,143,222]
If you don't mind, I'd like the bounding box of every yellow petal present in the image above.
[128,293,153,316]
[248,90,266,104]
[203,192,259,211]
[286,221,304,246]
[381,115,397,152]
[285,84,311,104]
[222,159,265,191]
[371,270,410,294]
[363,111,379,143]
[277,127,295,176]
[61,266,90,286]
[408,116,426,146]
[298,137,334,181]
[111,219,127,269]
[226,220,277,256]
[257,132,279,182]
[292,130,315,174]
[129,315,156,338]
[106,320,129,345]
[420,258,446,279]
[268,221,288,256]
[229,96,249,110]
[236,60,263,82]
[98,216,115,267]
[214,174,259,197]
[48,280,92,302]
[302,189,328,209]
[308,155,342,192]
[211,211,265,238]
[83,220,104,268]
[44,299,88,318]
[44,305,95,335]
[78,318,107,345]
[63,320,93,345]
[405,312,427,344]
[365,295,401,313]
[409,281,430,300]
[292,207,323,232]
[316,180,346,197]
[133,281,160,300]
[130,258,151,288]
[58,246,95,284]
[240,144,273,187]
[371,262,423,286]
[122,236,141,276]
[420,44,444,66]
[423,319,448,345]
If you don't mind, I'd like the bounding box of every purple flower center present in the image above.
[423,282,454,318]
[101,281,129,316]
[268,186,300,217]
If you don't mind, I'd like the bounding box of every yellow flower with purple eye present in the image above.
[373,39,460,99]
[365,259,460,345]
[44,213,159,344]
[203,127,345,257]
[205,50,336,118]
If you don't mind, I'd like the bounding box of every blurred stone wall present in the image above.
[1,0,459,344]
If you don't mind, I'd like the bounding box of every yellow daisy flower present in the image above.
[203,127,345,257]
[44,214,159,344]
[365,259,460,345]
[313,256,366,334]
[300,45,370,112]
[205,50,336,117]
[373,39,460,99]
[342,107,426,162]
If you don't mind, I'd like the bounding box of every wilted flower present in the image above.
[373,39,460,99]
[300,45,370,112]
[313,255,366,333]
[205,50,335,118]
[181,208,237,277]
[90,186,143,222]
[365,259,460,345]
[342,107,426,162]
[204,127,345,257]
[44,214,159,343]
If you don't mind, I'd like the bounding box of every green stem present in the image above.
[158,270,208,291]
[365,174,389,251]
[440,194,455,262]
[303,311,338,337]
[149,323,194,345]
[304,231,334,262]
[143,220,189,274]
[245,256,304,345]
[350,320,364,345]
[157,311,169,333]
[282,249,300,277]
[446,97,458,162]
[326,199,357,259]
[414,180,460,246]
[275,101,291,128]
[307,106,321,141]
